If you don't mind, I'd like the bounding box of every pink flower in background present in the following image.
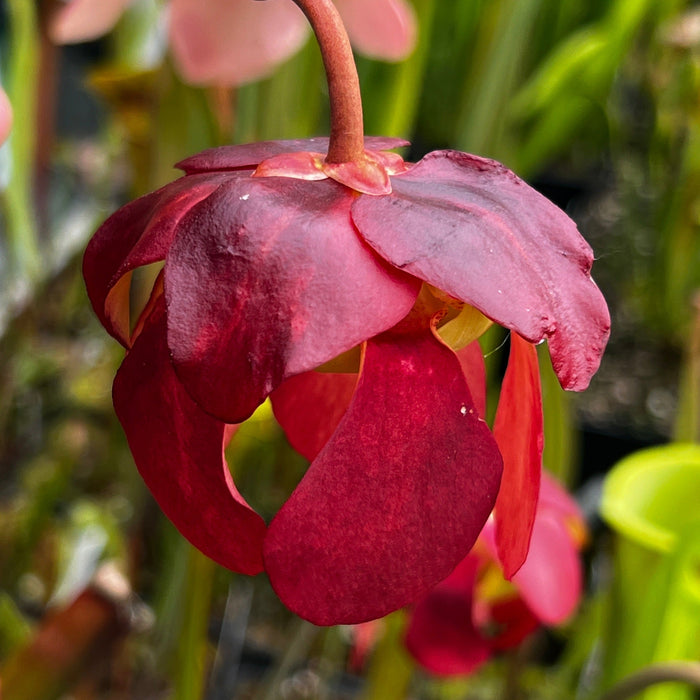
[50,0,417,85]
[404,473,587,677]
[0,86,12,145]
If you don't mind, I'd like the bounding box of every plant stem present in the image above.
[4,0,41,281]
[291,0,364,163]
[596,662,700,700]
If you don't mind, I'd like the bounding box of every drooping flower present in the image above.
[82,0,609,625]
[0,86,12,146]
[404,473,587,677]
[84,134,607,624]
[50,0,417,85]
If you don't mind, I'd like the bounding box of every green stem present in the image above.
[3,0,41,281]
[360,613,414,700]
[173,546,216,700]
[596,662,700,700]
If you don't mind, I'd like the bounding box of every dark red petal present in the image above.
[112,301,266,574]
[456,341,487,417]
[263,327,503,625]
[493,334,544,579]
[405,556,492,677]
[488,597,540,651]
[271,371,357,462]
[83,172,232,346]
[165,176,419,423]
[351,150,610,391]
[177,136,409,174]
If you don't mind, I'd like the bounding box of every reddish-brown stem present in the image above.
[290,0,364,163]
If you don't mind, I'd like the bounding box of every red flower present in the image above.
[84,135,608,625]
[404,473,587,677]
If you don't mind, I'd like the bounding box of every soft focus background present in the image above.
[1,1,700,698]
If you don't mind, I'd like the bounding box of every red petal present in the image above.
[351,150,610,391]
[488,596,540,651]
[493,334,544,579]
[456,341,487,417]
[263,326,503,625]
[176,137,409,174]
[112,301,266,574]
[271,371,357,462]
[322,150,392,195]
[405,556,492,676]
[83,172,232,346]
[165,176,419,423]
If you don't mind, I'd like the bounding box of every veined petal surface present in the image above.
[83,172,232,346]
[263,326,503,625]
[351,150,610,391]
[176,137,409,174]
[165,176,419,423]
[112,303,266,575]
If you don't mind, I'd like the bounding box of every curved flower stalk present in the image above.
[82,0,609,625]
[404,473,587,676]
[50,0,417,85]
[0,86,12,145]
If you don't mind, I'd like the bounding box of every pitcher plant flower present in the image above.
[50,0,416,86]
[405,473,587,676]
[83,0,609,625]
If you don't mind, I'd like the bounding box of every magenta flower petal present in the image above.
[404,557,491,676]
[351,150,610,391]
[176,137,409,175]
[263,326,503,625]
[493,333,543,579]
[512,510,582,624]
[83,172,233,346]
[112,302,266,575]
[165,176,419,423]
[539,470,584,522]
[271,371,357,462]
[334,0,417,62]
[169,0,309,86]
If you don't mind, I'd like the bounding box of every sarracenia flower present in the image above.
[404,473,587,676]
[50,0,416,85]
[83,0,609,625]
